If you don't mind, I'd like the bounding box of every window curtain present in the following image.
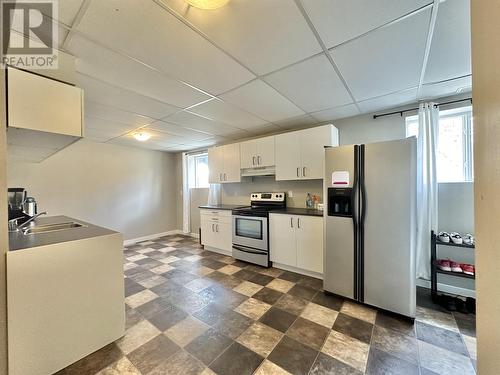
[416,102,439,279]
[182,153,190,234]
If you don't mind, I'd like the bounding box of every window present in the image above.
[187,152,209,188]
[406,106,473,183]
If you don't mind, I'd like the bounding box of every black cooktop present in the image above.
[232,205,285,217]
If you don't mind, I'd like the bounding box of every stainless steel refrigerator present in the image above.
[323,138,417,318]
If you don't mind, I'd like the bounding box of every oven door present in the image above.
[232,215,268,251]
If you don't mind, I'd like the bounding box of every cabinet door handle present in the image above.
[224,173,227,181]
[303,167,306,177]
[216,224,219,232]
[252,156,256,166]
[290,217,293,228]
[258,156,261,165]
[212,223,215,232]
[297,218,300,229]
[296,167,300,177]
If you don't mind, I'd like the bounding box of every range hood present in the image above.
[241,166,276,177]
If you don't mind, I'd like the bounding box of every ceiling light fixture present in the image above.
[133,132,151,142]
[185,0,229,10]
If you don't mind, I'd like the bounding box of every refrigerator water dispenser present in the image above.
[327,188,353,217]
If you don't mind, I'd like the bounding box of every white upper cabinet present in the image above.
[223,143,241,183]
[240,136,275,169]
[276,124,339,180]
[208,143,241,183]
[6,67,84,163]
[7,67,83,137]
[208,146,224,183]
[275,131,302,180]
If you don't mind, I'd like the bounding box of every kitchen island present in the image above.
[7,216,125,375]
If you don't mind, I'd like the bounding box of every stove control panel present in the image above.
[250,192,286,202]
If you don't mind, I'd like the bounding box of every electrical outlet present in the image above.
[287,191,293,198]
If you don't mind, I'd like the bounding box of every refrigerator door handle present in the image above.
[352,145,360,301]
[358,144,366,302]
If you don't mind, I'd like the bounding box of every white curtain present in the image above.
[182,153,190,234]
[416,102,439,279]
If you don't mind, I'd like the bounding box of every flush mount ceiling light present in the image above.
[185,0,229,10]
[133,132,151,142]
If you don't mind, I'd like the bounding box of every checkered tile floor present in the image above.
[59,234,476,375]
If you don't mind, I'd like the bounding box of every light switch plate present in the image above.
[287,191,293,198]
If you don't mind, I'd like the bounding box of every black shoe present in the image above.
[455,298,468,314]
[440,295,457,311]
[466,297,476,314]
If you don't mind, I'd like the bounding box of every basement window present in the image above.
[187,152,209,189]
[406,106,473,183]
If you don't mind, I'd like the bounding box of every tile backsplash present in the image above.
[221,176,323,208]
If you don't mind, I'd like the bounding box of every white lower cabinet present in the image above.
[200,209,232,253]
[270,214,323,274]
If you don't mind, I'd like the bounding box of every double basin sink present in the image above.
[22,221,86,235]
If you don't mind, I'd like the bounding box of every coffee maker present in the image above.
[8,188,27,220]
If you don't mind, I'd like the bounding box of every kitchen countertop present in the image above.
[199,204,246,210]
[9,215,118,251]
[270,207,324,217]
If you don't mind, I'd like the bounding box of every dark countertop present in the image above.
[9,215,118,251]
[270,207,324,217]
[199,204,246,210]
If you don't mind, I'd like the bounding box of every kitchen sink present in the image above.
[22,222,86,235]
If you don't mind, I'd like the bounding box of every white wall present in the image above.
[190,187,209,234]
[222,177,323,208]
[8,139,180,241]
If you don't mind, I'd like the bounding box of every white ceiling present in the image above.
[34,0,471,152]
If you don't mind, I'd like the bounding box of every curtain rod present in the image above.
[372,97,472,119]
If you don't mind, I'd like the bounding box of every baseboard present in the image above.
[123,229,183,246]
[203,246,232,256]
[417,278,476,298]
[272,262,323,280]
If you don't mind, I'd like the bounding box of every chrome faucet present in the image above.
[8,212,47,232]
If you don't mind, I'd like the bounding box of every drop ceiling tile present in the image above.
[164,144,190,152]
[40,0,85,26]
[85,116,137,134]
[85,101,155,127]
[110,131,184,151]
[188,99,267,129]
[75,0,254,95]
[420,76,472,100]
[311,104,361,122]
[302,0,431,48]
[147,120,213,140]
[424,0,471,83]
[165,111,245,137]
[163,0,322,75]
[219,80,304,122]
[330,8,431,101]
[264,54,352,113]
[9,21,68,50]
[84,128,118,143]
[245,123,283,136]
[109,136,167,152]
[272,114,317,129]
[357,88,418,114]
[68,34,210,108]
[76,73,179,119]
